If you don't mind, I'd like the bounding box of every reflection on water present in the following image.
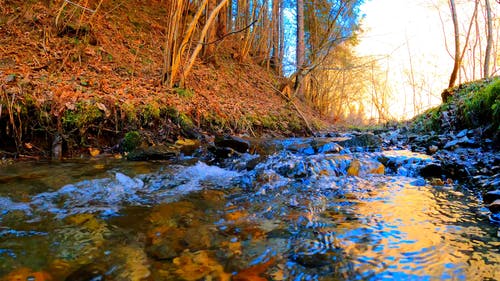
[0,146,499,280]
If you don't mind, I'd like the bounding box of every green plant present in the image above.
[260,115,278,129]
[62,101,103,129]
[141,102,161,122]
[122,131,141,152]
[178,112,194,129]
[463,78,500,129]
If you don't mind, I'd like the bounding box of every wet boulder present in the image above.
[484,190,500,205]
[419,163,443,178]
[214,135,250,153]
[443,136,477,150]
[315,141,343,154]
[488,199,500,213]
[65,263,107,281]
[335,132,381,151]
[127,145,178,161]
[175,139,201,156]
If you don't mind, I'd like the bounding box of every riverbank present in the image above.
[0,0,326,160]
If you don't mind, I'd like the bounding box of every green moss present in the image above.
[160,106,194,130]
[178,112,194,129]
[288,116,303,132]
[122,131,141,152]
[141,102,161,122]
[411,106,442,132]
[122,101,138,123]
[62,101,103,129]
[463,78,500,129]
[260,115,278,129]
[412,77,500,134]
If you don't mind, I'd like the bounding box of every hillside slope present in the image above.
[0,0,325,158]
[411,76,500,144]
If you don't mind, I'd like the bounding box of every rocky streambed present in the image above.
[0,130,499,280]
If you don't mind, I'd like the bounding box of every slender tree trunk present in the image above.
[203,0,217,57]
[483,0,493,78]
[448,0,460,89]
[227,0,233,31]
[181,0,229,86]
[217,0,228,38]
[279,0,284,71]
[296,0,305,98]
[271,0,281,73]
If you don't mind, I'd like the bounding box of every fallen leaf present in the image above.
[88,147,100,157]
[173,250,231,281]
[270,268,285,281]
[96,102,110,117]
[369,163,385,175]
[233,258,275,281]
[225,210,248,221]
[1,267,53,281]
[24,143,33,149]
[65,102,75,111]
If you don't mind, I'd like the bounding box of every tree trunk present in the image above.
[448,0,460,89]
[217,0,228,38]
[203,0,218,58]
[296,0,305,98]
[483,0,493,78]
[181,0,229,86]
[271,0,281,73]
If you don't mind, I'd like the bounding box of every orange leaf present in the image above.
[88,147,100,157]
[233,258,275,281]
[347,160,360,176]
[1,267,53,281]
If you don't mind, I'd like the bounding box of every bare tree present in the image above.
[483,0,493,77]
[448,0,461,88]
[296,0,306,98]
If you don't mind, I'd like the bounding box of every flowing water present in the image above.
[0,138,499,280]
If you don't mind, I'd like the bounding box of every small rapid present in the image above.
[0,137,498,280]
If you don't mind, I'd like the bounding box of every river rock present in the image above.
[443,139,459,150]
[428,145,438,154]
[488,199,500,213]
[456,129,468,138]
[419,163,443,178]
[336,132,381,151]
[127,145,178,161]
[316,142,343,154]
[214,135,250,153]
[443,136,477,150]
[175,139,201,156]
[64,263,106,281]
[484,190,500,205]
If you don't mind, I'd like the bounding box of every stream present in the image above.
[0,135,499,280]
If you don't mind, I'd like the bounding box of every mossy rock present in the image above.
[122,131,141,152]
[126,145,178,161]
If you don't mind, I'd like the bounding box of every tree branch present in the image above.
[202,20,258,45]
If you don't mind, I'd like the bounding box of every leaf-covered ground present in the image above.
[0,0,325,159]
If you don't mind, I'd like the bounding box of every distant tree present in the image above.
[448,0,461,88]
[271,0,282,73]
[483,0,493,78]
[296,0,306,98]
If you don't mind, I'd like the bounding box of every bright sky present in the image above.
[356,0,452,119]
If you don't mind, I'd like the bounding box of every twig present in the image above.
[202,20,258,45]
[63,0,96,13]
[253,76,315,136]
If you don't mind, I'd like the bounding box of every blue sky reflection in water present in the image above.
[0,147,499,280]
